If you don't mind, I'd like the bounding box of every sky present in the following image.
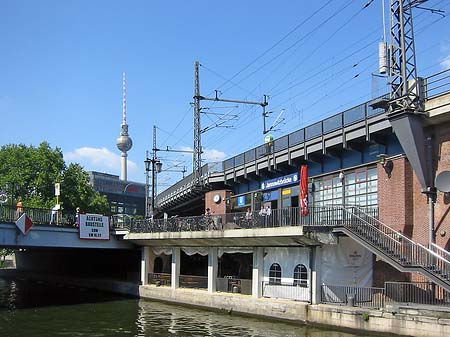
[2,0,450,190]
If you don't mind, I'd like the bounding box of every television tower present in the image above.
[116,72,133,181]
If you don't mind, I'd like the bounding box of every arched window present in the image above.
[269,263,282,285]
[293,264,308,287]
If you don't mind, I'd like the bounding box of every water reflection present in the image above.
[0,277,376,337]
[135,299,368,337]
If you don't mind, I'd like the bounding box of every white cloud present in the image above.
[203,148,227,162]
[178,146,227,162]
[64,146,137,174]
[441,54,450,69]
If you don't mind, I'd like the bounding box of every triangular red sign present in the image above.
[15,213,33,235]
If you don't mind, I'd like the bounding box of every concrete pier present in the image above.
[138,284,450,337]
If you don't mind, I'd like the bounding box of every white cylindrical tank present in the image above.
[378,42,388,74]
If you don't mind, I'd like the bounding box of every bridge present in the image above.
[0,205,132,249]
[0,205,139,282]
[157,69,450,215]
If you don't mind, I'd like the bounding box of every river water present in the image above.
[0,277,377,337]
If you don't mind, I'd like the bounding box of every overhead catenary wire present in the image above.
[162,1,449,177]
[221,1,356,95]
[214,0,334,95]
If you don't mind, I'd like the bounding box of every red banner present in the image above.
[300,165,309,216]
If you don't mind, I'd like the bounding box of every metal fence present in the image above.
[144,273,450,309]
[128,205,379,234]
[321,284,385,309]
[0,204,77,227]
[385,281,450,307]
[179,275,208,289]
[217,277,252,295]
[263,281,310,302]
[148,272,171,286]
[425,68,450,99]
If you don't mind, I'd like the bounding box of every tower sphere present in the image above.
[116,134,133,152]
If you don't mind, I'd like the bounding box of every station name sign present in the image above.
[79,213,110,240]
[261,173,299,191]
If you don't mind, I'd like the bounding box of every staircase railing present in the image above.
[430,242,450,263]
[341,205,450,290]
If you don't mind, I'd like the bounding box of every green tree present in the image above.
[61,163,109,215]
[0,142,64,208]
[0,142,108,214]
[0,248,15,268]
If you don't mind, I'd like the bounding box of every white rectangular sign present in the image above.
[55,183,60,196]
[79,213,110,240]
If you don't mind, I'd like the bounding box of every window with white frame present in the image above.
[312,167,377,209]
[293,264,308,287]
[269,263,282,285]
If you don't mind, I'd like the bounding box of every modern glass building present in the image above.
[88,171,146,216]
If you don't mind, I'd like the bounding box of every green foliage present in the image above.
[61,163,109,214]
[0,142,64,208]
[0,248,15,268]
[0,142,108,214]
[361,313,370,322]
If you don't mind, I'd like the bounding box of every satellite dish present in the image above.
[435,171,450,193]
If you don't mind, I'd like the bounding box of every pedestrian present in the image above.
[205,207,212,217]
[265,205,272,226]
[50,204,60,225]
[15,201,23,219]
[245,207,252,226]
[75,207,80,227]
[205,207,214,230]
[259,206,267,226]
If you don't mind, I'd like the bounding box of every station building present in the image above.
[128,75,450,305]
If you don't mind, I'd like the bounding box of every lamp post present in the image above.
[144,157,151,218]
[144,156,162,218]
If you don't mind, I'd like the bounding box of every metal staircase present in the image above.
[335,206,450,292]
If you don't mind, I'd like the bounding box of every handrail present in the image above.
[129,205,354,233]
[0,204,77,227]
[429,242,450,263]
[349,204,415,245]
[424,68,450,99]
[348,205,450,266]
[341,206,450,289]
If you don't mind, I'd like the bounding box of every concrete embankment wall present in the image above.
[2,269,449,337]
[139,285,450,337]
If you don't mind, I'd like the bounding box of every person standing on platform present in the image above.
[265,205,272,227]
[15,201,23,219]
[259,206,267,226]
[75,207,80,227]
[245,207,253,227]
[50,204,60,225]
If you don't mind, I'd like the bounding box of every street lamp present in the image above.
[144,158,151,218]
[144,156,162,218]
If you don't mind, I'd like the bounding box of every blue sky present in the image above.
[2,0,449,189]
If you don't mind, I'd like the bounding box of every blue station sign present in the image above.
[261,173,299,191]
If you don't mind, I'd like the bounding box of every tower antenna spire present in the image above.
[116,71,133,181]
[122,71,127,125]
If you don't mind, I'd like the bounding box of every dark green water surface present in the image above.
[0,277,378,337]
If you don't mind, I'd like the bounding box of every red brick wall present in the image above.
[204,190,232,215]
[432,123,450,250]
[373,257,409,287]
[378,156,413,234]
[374,122,450,285]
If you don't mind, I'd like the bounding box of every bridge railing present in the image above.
[425,68,450,99]
[0,204,76,227]
[127,205,378,233]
